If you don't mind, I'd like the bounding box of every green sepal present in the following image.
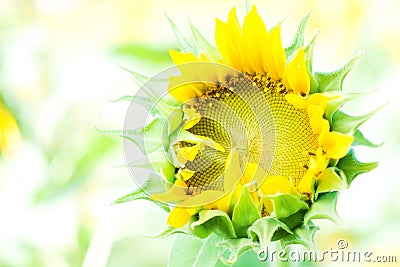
[278,209,307,232]
[165,15,197,54]
[331,104,384,135]
[232,187,261,238]
[337,149,378,185]
[168,234,222,267]
[324,91,376,123]
[110,95,153,111]
[304,192,341,224]
[143,117,169,153]
[305,32,319,94]
[164,107,184,135]
[121,67,183,129]
[125,149,176,183]
[304,31,319,73]
[267,193,309,219]
[245,0,251,13]
[353,129,383,148]
[112,187,170,212]
[189,19,222,61]
[315,52,364,92]
[248,217,292,250]
[191,210,237,239]
[315,167,348,196]
[217,238,258,265]
[95,127,146,152]
[285,11,311,59]
[120,66,161,102]
[280,224,318,250]
[143,226,191,239]
[98,117,168,154]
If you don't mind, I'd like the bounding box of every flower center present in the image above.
[179,73,318,193]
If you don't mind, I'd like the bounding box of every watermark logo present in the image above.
[257,239,397,263]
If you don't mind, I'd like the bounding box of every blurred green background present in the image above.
[0,0,399,266]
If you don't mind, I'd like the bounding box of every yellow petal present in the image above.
[196,54,219,82]
[242,5,269,74]
[181,190,225,207]
[169,50,202,84]
[205,192,231,213]
[286,92,340,110]
[260,176,291,195]
[169,49,199,65]
[307,92,340,107]
[215,8,244,70]
[167,207,192,228]
[242,163,268,192]
[183,108,201,130]
[168,75,204,102]
[177,169,195,181]
[308,105,326,134]
[321,131,354,159]
[262,198,274,214]
[284,48,310,95]
[285,94,308,109]
[151,180,189,203]
[298,172,315,194]
[308,153,328,175]
[265,26,286,80]
[176,143,200,162]
[223,149,242,191]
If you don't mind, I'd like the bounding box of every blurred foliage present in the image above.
[113,43,173,65]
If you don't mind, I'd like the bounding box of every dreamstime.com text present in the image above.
[257,239,397,263]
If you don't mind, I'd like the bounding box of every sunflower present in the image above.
[116,4,380,264]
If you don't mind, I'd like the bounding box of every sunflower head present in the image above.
[116,4,381,264]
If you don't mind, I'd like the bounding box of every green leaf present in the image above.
[166,15,197,54]
[232,187,261,237]
[268,194,309,219]
[316,167,348,195]
[189,20,222,61]
[217,238,257,265]
[315,52,364,92]
[280,224,318,250]
[331,104,384,134]
[248,217,292,250]
[168,234,222,267]
[337,149,378,185]
[113,187,170,212]
[353,129,383,147]
[191,210,237,239]
[285,11,311,59]
[304,192,341,224]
